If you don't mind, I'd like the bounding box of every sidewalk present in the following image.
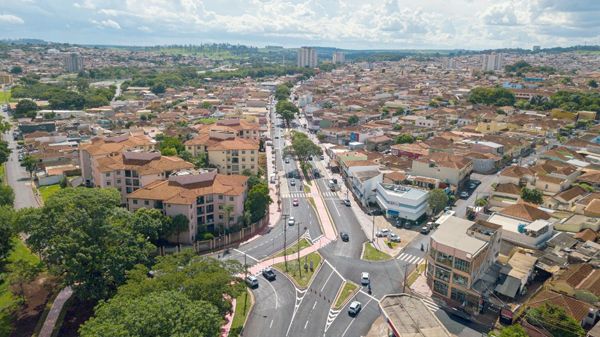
[247,236,332,275]
[38,286,73,337]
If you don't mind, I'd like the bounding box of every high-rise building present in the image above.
[297,47,317,68]
[332,51,345,64]
[64,53,84,73]
[481,53,503,72]
[532,45,541,52]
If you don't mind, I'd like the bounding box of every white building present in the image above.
[297,47,317,68]
[481,53,503,72]
[375,183,429,221]
[332,51,345,64]
[64,53,84,73]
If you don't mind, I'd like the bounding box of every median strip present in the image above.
[361,242,393,261]
[273,251,322,289]
[274,238,312,258]
[333,281,359,310]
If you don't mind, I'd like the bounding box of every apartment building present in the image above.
[427,215,502,314]
[184,126,260,175]
[193,119,261,140]
[412,152,472,189]
[79,134,157,187]
[127,169,248,244]
[481,53,503,72]
[375,183,429,221]
[297,47,317,68]
[93,151,193,203]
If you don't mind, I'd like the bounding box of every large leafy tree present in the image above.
[288,132,322,163]
[275,99,299,127]
[469,87,516,106]
[428,189,449,214]
[15,99,38,118]
[493,325,528,337]
[17,188,155,300]
[395,134,415,144]
[275,84,291,101]
[244,182,272,223]
[521,187,543,204]
[79,291,222,337]
[169,214,189,247]
[0,185,15,206]
[20,155,38,178]
[129,208,172,244]
[526,303,584,337]
[0,206,15,260]
[0,141,10,166]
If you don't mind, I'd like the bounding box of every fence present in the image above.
[192,215,270,254]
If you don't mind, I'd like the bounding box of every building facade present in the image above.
[297,47,317,68]
[375,183,429,221]
[332,52,345,64]
[64,53,84,73]
[481,53,503,72]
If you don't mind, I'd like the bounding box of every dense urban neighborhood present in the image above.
[0,39,600,337]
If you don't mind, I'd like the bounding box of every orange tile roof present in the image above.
[80,134,155,156]
[500,203,551,221]
[96,153,193,175]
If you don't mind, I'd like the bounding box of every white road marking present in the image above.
[233,249,260,262]
[312,300,318,310]
[340,298,373,337]
[261,274,279,309]
[304,320,309,329]
[321,270,335,292]
[270,319,274,329]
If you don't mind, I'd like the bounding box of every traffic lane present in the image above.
[287,263,344,337]
[454,173,497,218]
[325,292,379,337]
[245,270,296,337]
[288,195,322,240]
[435,310,487,337]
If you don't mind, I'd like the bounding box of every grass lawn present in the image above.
[0,239,41,337]
[362,242,392,261]
[307,197,316,209]
[230,289,253,337]
[0,164,5,184]
[303,184,311,193]
[38,184,61,203]
[276,238,311,257]
[407,263,427,287]
[0,91,11,103]
[196,117,217,125]
[274,252,321,288]
[334,281,358,309]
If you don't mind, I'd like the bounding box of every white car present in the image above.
[288,216,295,226]
[361,272,370,285]
[348,301,362,316]
[245,275,258,288]
[376,228,390,237]
[389,233,401,243]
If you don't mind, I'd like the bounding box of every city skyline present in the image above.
[1,0,600,50]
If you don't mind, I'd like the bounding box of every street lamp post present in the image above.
[282,214,289,271]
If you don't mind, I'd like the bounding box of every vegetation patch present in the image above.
[333,281,358,310]
[230,289,253,337]
[274,252,321,289]
[406,263,427,287]
[362,242,392,261]
[275,238,312,257]
[38,184,61,203]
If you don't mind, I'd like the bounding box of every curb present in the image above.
[360,242,394,262]
[332,280,359,310]
[272,251,324,290]
[310,180,338,238]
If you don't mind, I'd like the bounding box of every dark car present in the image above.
[340,232,349,242]
[262,267,276,281]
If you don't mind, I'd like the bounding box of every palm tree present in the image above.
[170,214,189,252]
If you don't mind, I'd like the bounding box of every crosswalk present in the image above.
[283,192,308,198]
[421,297,441,312]
[396,252,425,265]
[321,191,338,198]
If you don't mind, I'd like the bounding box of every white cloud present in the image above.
[91,19,121,30]
[0,14,24,24]
[74,0,96,10]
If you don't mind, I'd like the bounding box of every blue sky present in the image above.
[1,0,599,49]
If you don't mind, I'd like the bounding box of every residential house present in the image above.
[484,203,554,249]
[411,152,472,190]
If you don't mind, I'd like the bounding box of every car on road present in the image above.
[319,155,324,160]
[245,275,259,288]
[361,272,370,285]
[288,216,295,226]
[348,301,362,316]
[340,232,349,242]
[274,136,279,139]
[459,191,469,199]
[343,199,351,207]
[292,198,299,206]
[262,267,276,281]
[285,158,290,164]
[389,233,401,242]
[420,225,431,234]
[290,179,296,186]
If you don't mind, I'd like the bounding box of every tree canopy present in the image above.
[521,187,543,204]
[275,99,299,127]
[245,182,272,223]
[15,99,38,118]
[348,115,359,125]
[17,188,155,300]
[492,324,528,337]
[0,206,15,260]
[395,134,415,144]
[288,132,321,163]
[526,303,584,337]
[428,189,449,214]
[275,84,291,101]
[469,87,516,106]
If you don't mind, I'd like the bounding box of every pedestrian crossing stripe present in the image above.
[322,192,338,198]
[283,192,307,198]
[420,298,440,312]
[396,252,425,265]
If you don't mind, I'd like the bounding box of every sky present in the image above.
[1,0,600,50]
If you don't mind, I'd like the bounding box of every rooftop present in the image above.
[431,216,492,257]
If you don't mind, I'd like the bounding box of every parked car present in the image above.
[288,216,295,226]
[376,228,390,237]
[290,179,296,186]
[348,301,362,316]
[245,275,259,288]
[389,233,401,243]
[361,272,370,285]
[319,155,325,160]
[262,267,276,281]
[343,199,351,207]
[292,198,299,206]
[340,232,349,242]
[420,225,431,234]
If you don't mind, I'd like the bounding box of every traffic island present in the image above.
[275,238,312,257]
[333,281,359,310]
[361,242,393,261]
[273,251,322,288]
[229,289,254,337]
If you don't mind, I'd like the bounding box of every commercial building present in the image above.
[332,51,345,64]
[481,53,503,72]
[427,215,502,314]
[297,47,317,68]
[375,183,429,221]
[412,152,472,190]
[64,52,84,73]
[127,169,248,244]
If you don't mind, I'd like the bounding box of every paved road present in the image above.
[454,172,498,218]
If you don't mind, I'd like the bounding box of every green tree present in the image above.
[469,87,516,106]
[526,303,585,337]
[15,99,38,117]
[245,182,272,223]
[7,259,42,303]
[588,79,598,88]
[160,147,177,156]
[157,135,184,154]
[20,155,38,179]
[395,134,415,144]
[79,291,222,337]
[348,115,359,125]
[279,109,296,127]
[151,83,166,95]
[521,187,543,204]
[428,189,449,214]
[18,188,155,300]
[0,184,15,206]
[9,66,22,74]
[275,99,299,127]
[474,198,488,207]
[289,132,321,163]
[275,84,291,101]
[492,324,528,337]
[169,214,189,247]
[0,206,15,260]
[130,208,172,244]
[0,141,11,166]
[223,204,234,227]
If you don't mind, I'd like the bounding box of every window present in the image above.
[218,205,223,210]
[454,258,471,273]
[197,206,204,215]
[206,195,213,202]
[430,248,437,259]
[433,280,448,296]
[229,196,234,202]
[105,173,110,177]
[207,205,214,213]
[133,199,138,205]
[106,182,111,186]
[196,196,205,205]
[116,179,121,184]
[427,262,434,277]
[435,266,451,282]
[436,252,453,267]
[126,187,132,193]
[125,170,132,177]
[451,288,466,303]
[218,195,223,200]
[144,200,149,206]
[452,273,468,287]
[207,214,214,223]
[219,214,223,220]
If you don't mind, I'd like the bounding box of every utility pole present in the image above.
[283,214,289,271]
[244,253,248,278]
[297,221,302,277]
[402,263,408,293]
